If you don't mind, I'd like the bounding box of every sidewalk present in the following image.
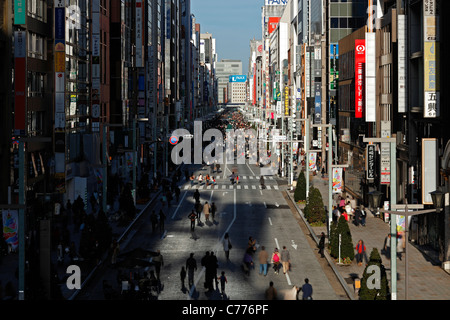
[287,172,450,300]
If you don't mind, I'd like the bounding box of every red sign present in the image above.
[355,39,365,118]
[268,17,281,34]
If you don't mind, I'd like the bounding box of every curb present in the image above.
[285,191,356,300]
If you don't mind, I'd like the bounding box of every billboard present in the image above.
[229,75,247,83]
[268,17,281,34]
[265,0,288,5]
[354,39,365,118]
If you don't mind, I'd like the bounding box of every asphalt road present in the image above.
[77,159,340,300]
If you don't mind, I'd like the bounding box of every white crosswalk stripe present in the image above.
[182,183,280,191]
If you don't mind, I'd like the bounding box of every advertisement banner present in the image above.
[2,210,19,250]
[268,17,281,34]
[355,39,365,118]
[365,32,376,122]
[229,75,247,83]
[284,86,289,116]
[308,152,317,171]
[136,0,144,67]
[14,31,26,135]
[332,168,343,194]
[398,15,407,113]
[55,51,65,72]
[14,0,26,25]
[55,7,65,39]
[366,144,375,181]
[423,0,440,118]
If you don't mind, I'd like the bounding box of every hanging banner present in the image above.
[308,152,317,171]
[2,210,19,250]
[355,39,366,118]
[332,168,343,194]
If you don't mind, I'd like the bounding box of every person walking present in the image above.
[383,233,391,258]
[265,281,277,300]
[194,201,203,225]
[218,271,227,296]
[211,202,217,221]
[360,205,366,226]
[203,201,211,222]
[318,232,326,258]
[281,246,291,274]
[223,233,232,262]
[209,251,219,291]
[188,210,197,233]
[150,210,158,233]
[174,186,181,203]
[243,248,254,276]
[355,239,366,266]
[180,266,187,292]
[258,246,269,276]
[186,253,197,289]
[193,189,200,203]
[271,248,281,274]
[159,209,166,233]
[153,250,164,280]
[260,176,265,189]
[297,278,313,300]
[110,239,120,266]
[198,173,203,185]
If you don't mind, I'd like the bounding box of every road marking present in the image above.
[244,185,248,189]
[252,185,256,189]
[274,185,279,190]
[229,185,233,189]
[268,217,272,225]
[246,163,256,176]
[222,185,226,189]
[260,190,263,195]
[237,185,241,189]
[291,240,298,250]
[171,191,188,219]
[264,201,267,208]
[243,176,247,179]
[266,185,271,190]
[275,238,280,249]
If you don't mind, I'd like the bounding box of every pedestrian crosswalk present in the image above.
[183,183,279,191]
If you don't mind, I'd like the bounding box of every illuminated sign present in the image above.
[355,39,365,118]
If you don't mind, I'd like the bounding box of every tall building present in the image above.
[215,59,242,105]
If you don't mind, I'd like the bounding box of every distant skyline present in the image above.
[191,0,264,74]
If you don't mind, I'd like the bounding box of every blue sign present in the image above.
[229,75,247,83]
[55,7,65,40]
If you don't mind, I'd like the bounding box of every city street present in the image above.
[77,160,339,300]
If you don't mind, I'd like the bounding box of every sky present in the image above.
[190,0,264,74]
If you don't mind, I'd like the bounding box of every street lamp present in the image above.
[368,190,383,218]
[430,190,445,212]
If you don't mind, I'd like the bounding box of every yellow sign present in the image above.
[424,41,439,91]
[284,86,289,116]
[55,51,65,72]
